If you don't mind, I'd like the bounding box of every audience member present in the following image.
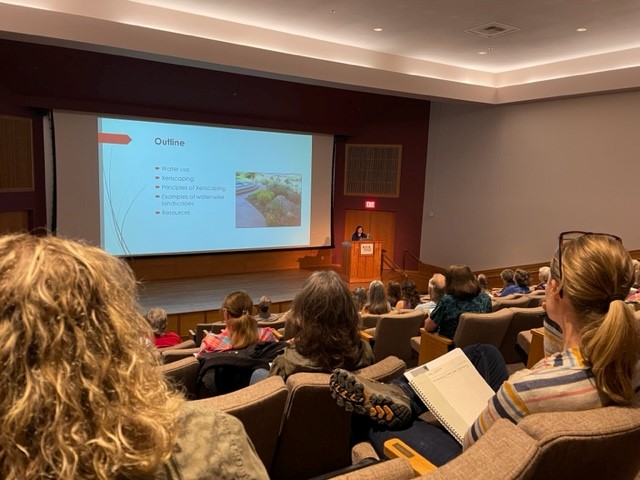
[197,290,275,356]
[146,306,183,347]
[500,268,531,296]
[197,311,286,397]
[0,233,268,479]
[267,270,374,380]
[352,286,367,311]
[387,280,402,308]
[497,268,515,296]
[351,225,368,241]
[331,232,640,465]
[423,265,492,339]
[534,266,551,290]
[254,294,280,321]
[363,279,392,314]
[416,273,446,313]
[477,273,492,296]
[395,278,421,310]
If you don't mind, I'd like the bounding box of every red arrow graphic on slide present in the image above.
[98,133,132,144]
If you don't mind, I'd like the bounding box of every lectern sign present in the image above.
[360,242,374,256]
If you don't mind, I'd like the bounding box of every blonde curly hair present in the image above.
[0,234,184,479]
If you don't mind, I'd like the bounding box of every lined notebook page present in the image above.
[405,348,495,444]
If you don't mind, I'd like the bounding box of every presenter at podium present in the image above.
[351,225,368,241]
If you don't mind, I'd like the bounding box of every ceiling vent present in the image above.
[465,22,520,38]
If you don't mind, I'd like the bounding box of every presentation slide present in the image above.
[53,112,334,256]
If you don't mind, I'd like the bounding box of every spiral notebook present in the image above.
[404,348,495,445]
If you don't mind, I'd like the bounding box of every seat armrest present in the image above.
[360,330,374,342]
[418,328,452,364]
[383,438,438,476]
[527,327,545,368]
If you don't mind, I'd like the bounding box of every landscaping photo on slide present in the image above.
[236,172,302,227]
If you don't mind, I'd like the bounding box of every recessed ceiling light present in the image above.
[576,27,587,32]
[478,51,488,55]
[330,9,336,14]
[373,27,383,32]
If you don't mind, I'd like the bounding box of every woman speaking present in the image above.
[351,225,368,241]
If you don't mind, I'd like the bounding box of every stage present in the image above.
[137,266,403,316]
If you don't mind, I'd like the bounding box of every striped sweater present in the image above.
[463,347,640,448]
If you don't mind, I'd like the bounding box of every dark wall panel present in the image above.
[0,38,429,271]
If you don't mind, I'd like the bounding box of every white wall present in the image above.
[421,90,640,271]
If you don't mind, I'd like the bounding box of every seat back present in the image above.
[156,339,195,353]
[372,310,426,365]
[199,375,289,472]
[418,395,640,479]
[452,309,513,350]
[270,356,406,480]
[156,356,200,399]
[518,398,640,479]
[525,290,545,307]
[492,295,533,311]
[160,347,199,364]
[194,322,225,345]
[360,313,383,329]
[499,306,545,363]
[257,317,286,331]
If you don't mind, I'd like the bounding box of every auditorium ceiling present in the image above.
[1,0,640,103]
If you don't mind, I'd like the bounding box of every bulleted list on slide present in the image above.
[152,164,227,216]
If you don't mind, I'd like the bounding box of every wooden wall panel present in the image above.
[0,115,33,191]
[0,211,29,234]
[128,248,330,281]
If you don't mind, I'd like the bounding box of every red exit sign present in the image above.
[365,200,376,209]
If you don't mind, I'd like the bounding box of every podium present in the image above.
[341,240,383,283]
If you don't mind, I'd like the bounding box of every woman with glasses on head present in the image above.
[330,232,640,465]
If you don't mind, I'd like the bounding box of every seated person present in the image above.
[352,286,367,312]
[253,294,280,321]
[416,273,445,313]
[198,313,286,397]
[363,280,392,315]
[387,281,402,309]
[0,233,268,479]
[265,270,374,381]
[145,306,183,348]
[513,268,531,294]
[197,290,275,356]
[331,232,640,465]
[496,268,515,296]
[534,265,551,290]
[476,273,492,296]
[499,268,531,296]
[423,265,492,339]
[395,278,421,310]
